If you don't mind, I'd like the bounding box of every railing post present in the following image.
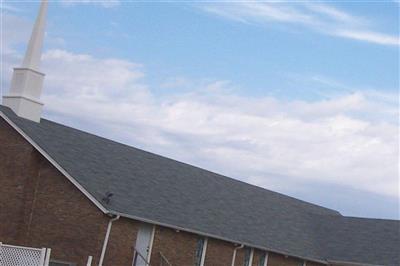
[39,248,46,266]
[132,248,151,266]
[159,252,172,266]
[44,248,51,266]
[132,250,137,266]
[87,255,93,266]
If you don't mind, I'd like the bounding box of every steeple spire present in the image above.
[2,0,48,122]
[22,0,48,70]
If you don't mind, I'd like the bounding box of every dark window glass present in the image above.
[258,252,266,266]
[194,238,205,266]
[243,248,251,266]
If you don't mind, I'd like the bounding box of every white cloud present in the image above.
[1,7,398,214]
[22,48,396,200]
[0,4,22,13]
[335,30,399,46]
[201,2,399,46]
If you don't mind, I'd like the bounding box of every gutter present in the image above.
[98,215,120,266]
[231,244,244,266]
[110,210,329,265]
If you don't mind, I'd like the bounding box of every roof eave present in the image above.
[109,210,330,265]
[326,259,383,266]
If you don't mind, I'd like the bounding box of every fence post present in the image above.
[39,248,46,266]
[44,248,51,266]
[87,255,93,266]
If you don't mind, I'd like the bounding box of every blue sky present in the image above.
[2,1,399,219]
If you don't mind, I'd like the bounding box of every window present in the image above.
[194,237,207,266]
[258,252,268,266]
[243,248,253,266]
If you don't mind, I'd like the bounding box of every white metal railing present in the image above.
[131,248,173,266]
[86,255,93,266]
[159,252,172,266]
[0,242,51,266]
[132,247,150,266]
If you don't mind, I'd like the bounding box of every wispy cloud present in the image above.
[335,30,399,46]
[0,4,22,13]
[13,48,392,200]
[201,2,399,46]
[2,31,397,199]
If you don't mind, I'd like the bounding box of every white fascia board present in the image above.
[0,111,108,214]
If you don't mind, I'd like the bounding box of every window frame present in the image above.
[194,237,208,266]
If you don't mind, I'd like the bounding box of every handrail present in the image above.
[132,247,151,266]
[159,252,172,266]
[0,242,43,251]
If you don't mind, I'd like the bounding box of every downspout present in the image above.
[263,252,269,266]
[98,215,120,266]
[231,244,244,266]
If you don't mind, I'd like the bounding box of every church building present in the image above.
[1,2,399,266]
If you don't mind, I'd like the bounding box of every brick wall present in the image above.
[232,246,245,266]
[103,218,140,266]
[150,226,198,265]
[267,252,304,266]
[0,118,139,266]
[0,118,40,245]
[204,238,234,266]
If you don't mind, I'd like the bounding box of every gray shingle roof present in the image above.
[1,105,399,265]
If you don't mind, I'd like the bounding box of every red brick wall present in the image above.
[234,247,246,266]
[103,218,140,266]
[0,118,40,245]
[150,226,198,265]
[0,118,139,266]
[268,252,304,266]
[204,238,234,266]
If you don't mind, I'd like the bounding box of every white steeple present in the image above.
[2,0,48,122]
